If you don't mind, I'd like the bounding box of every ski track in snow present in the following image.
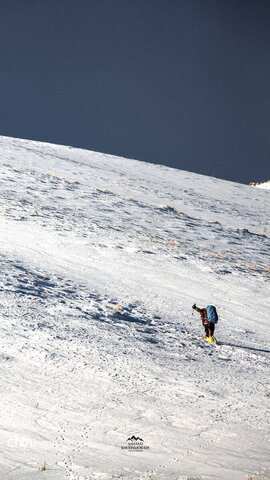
[0,136,269,480]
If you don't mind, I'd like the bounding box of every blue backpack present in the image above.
[206,305,218,324]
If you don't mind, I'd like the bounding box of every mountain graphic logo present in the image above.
[121,435,149,451]
[127,436,143,442]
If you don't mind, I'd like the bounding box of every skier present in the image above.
[192,304,218,344]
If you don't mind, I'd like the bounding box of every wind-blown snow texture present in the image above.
[0,136,269,480]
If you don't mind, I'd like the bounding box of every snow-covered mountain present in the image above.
[0,136,269,480]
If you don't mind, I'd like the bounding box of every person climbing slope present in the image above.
[192,303,218,344]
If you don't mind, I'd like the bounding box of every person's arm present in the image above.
[192,304,202,314]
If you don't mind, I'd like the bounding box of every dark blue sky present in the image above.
[0,0,269,183]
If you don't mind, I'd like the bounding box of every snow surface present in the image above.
[0,135,269,480]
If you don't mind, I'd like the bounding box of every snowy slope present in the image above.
[0,135,269,480]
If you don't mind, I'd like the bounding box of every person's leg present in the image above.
[205,325,209,337]
[209,323,215,337]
